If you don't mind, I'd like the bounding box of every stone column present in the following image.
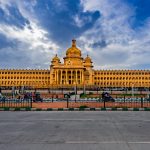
[56,70,58,84]
[80,70,82,84]
[82,70,84,84]
[81,70,82,84]
[76,70,77,84]
[57,70,60,85]
[55,70,57,84]
[60,70,62,84]
[66,70,68,85]
[71,70,72,84]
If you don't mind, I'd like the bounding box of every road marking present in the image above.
[128,142,150,144]
[66,141,150,144]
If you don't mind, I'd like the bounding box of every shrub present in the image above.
[133,108,139,111]
[112,107,117,111]
[80,93,86,98]
[90,108,95,111]
[58,108,63,111]
[36,108,42,111]
[122,107,128,111]
[89,92,93,95]
[144,108,150,111]
[69,108,74,111]
[79,105,88,108]
[79,105,88,111]
[26,107,31,111]
[15,107,20,111]
[4,107,9,111]
[101,108,106,111]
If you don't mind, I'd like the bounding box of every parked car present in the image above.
[102,92,115,102]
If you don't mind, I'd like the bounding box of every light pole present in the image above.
[11,82,15,99]
[52,84,53,102]
[74,83,77,103]
[61,84,63,94]
[132,83,134,98]
[83,82,86,94]
[99,86,101,102]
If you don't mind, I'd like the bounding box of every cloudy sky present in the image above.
[0,0,150,70]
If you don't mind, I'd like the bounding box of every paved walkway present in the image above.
[32,102,150,108]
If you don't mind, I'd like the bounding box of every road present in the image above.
[0,111,150,150]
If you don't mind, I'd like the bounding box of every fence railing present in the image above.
[0,98,32,108]
[0,97,150,108]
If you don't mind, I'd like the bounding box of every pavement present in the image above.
[0,111,150,150]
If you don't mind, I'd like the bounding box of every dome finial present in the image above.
[72,39,76,47]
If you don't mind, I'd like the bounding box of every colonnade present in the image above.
[54,69,84,85]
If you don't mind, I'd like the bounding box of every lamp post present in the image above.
[61,84,63,94]
[74,83,77,103]
[52,84,53,102]
[99,86,101,102]
[132,83,134,98]
[83,82,86,94]
[11,82,15,99]
[21,85,24,94]
[97,86,99,94]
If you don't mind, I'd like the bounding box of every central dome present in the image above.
[66,39,81,57]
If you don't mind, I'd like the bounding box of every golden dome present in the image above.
[84,55,92,63]
[52,54,60,62]
[66,39,81,57]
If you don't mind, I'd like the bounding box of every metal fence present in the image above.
[64,97,150,108]
[101,98,150,108]
[0,97,150,109]
[0,98,32,108]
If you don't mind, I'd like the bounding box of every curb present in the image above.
[0,107,150,111]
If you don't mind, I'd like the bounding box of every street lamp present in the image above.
[12,85,15,99]
[99,86,101,102]
[74,83,77,103]
[83,82,86,94]
[132,83,134,98]
[51,84,54,102]
[61,84,63,94]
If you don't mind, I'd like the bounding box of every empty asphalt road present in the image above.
[0,111,150,150]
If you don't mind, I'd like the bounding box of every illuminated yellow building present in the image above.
[0,39,150,88]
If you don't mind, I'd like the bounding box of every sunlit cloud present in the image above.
[0,0,59,69]
[79,0,150,69]
[0,0,150,69]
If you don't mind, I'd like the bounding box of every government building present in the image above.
[0,40,150,89]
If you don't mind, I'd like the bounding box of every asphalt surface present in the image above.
[0,111,150,150]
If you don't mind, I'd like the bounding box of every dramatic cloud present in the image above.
[0,0,150,69]
[79,0,150,69]
[0,0,59,69]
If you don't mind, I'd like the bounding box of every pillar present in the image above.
[66,70,68,85]
[54,70,56,84]
[60,70,62,84]
[71,70,72,84]
[76,70,77,84]
[82,70,84,84]
[80,70,82,84]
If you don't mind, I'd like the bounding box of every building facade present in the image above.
[0,39,150,88]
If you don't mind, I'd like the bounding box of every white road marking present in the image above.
[66,141,150,144]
